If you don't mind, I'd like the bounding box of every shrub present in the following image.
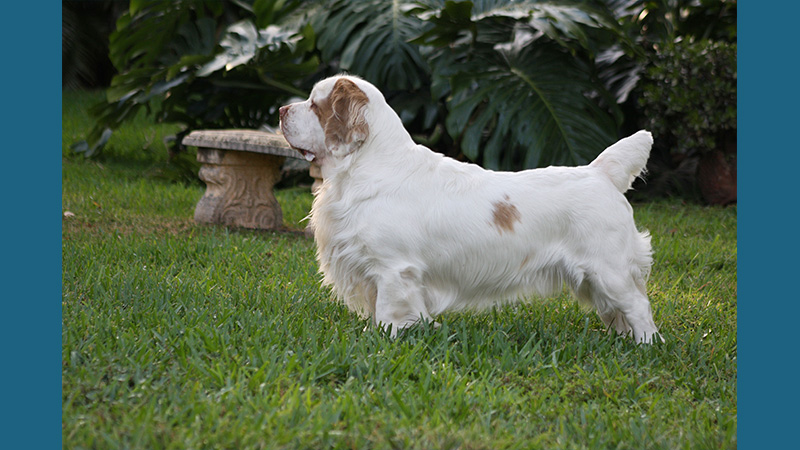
[639,39,736,158]
[636,39,737,204]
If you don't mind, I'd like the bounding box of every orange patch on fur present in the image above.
[492,197,521,233]
[323,78,369,148]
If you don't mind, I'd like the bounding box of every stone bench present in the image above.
[182,129,321,230]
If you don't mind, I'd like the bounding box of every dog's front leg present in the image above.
[374,268,431,337]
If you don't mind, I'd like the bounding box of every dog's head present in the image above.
[279,75,376,164]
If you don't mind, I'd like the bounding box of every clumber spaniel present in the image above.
[279,75,662,343]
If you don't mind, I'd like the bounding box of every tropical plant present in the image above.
[413,0,640,169]
[78,0,645,168]
[76,0,735,185]
[74,0,319,157]
[636,38,737,204]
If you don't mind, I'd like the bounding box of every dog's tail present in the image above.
[589,130,653,193]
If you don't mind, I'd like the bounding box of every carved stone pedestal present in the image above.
[195,148,286,229]
[182,129,318,230]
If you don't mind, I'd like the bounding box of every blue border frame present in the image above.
[3,3,62,449]
[2,2,795,449]
[738,2,799,449]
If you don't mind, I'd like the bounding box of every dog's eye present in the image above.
[310,101,318,111]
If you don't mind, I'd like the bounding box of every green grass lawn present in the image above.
[62,90,737,449]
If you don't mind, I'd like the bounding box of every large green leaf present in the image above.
[447,43,617,169]
[314,0,430,91]
[418,0,621,51]
[195,20,315,98]
[108,1,222,72]
[416,0,625,170]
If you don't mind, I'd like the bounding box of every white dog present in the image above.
[279,74,662,343]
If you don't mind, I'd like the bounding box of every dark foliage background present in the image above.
[62,1,126,89]
[63,0,737,204]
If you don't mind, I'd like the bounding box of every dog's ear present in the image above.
[323,78,369,158]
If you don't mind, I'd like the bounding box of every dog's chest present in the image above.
[310,187,370,263]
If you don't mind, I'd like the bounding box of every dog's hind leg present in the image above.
[621,294,662,344]
[598,310,632,337]
[583,273,662,344]
[574,279,635,339]
[373,267,432,337]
